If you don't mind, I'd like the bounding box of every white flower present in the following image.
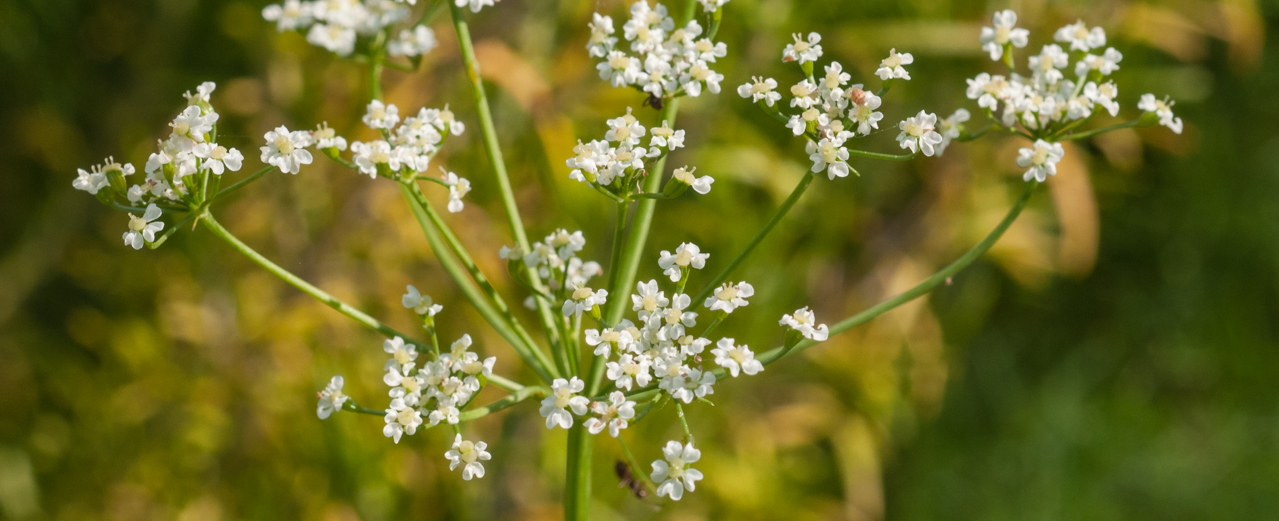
[123,204,165,250]
[383,398,422,443]
[310,122,348,151]
[651,441,704,501]
[605,353,652,390]
[441,170,472,213]
[539,377,589,429]
[455,0,496,13]
[1029,44,1069,84]
[428,396,461,426]
[658,243,709,283]
[696,0,728,12]
[711,338,764,377]
[847,86,884,136]
[587,13,616,58]
[654,293,698,339]
[935,109,970,157]
[649,121,685,149]
[586,327,635,356]
[806,135,852,180]
[384,364,423,405]
[184,81,217,105]
[704,281,753,313]
[1085,81,1120,117]
[306,23,357,56]
[668,367,716,403]
[388,25,437,57]
[782,32,823,64]
[631,280,669,315]
[896,110,944,157]
[402,285,443,316]
[72,168,108,195]
[363,100,401,130]
[262,0,312,32]
[1145,94,1181,134]
[737,76,781,106]
[1054,20,1106,52]
[584,391,636,437]
[1016,139,1065,182]
[445,434,492,480]
[383,336,418,369]
[193,143,243,175]
[671,166,714,195]
[1075,47,1123,77]
[563,285,607,318]
[780,307,829,341]
[260,126,315,174]
[875,48,913,80]
[980,10,1029,61]
[316,375,347,419]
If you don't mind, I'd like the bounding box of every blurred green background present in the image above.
[1,0,1275,519]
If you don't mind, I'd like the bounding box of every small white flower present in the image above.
[363,100,401,130]
[584,391,636,437]
[444,434,492,480]
[632,280,669,316]
[847,86,884,136]
[1075,47,1123,77]
[696,0,728,12]
[875,48,913,80]
[658,243,709,283]
[896,110,944,157]
[935,109,970,157]
[1054,20,1107,52]
[123,204,165,250]
[402,285,443,316]
[780,307,829,341]
[539,377,590,429]
[193,143,243,175]
[383,398,423,443]
[170,105,217,144]
[306,23,357,57]
[782,32,823,64]
[262,0,312,32]
[260,126,315,174]
[184,81,217,105]
[980,10,1029,61]
[711,338,764,377]
[605,353,652,390]
[316,375,347,419]
[806,135,852,180]
[563,285,607,318]
[455,0,496,13]
[428,396,461,426]
[1138,94,1183,134]
[311,123,348,152]
[737,76,781,106]
[1016,139,1066,182]
[1085,81,1120,117]
[72,168,109,195]
[587,13,616,58]
[671,166,714,195]
[441,170,472,213]
[383,336,418,369]
[388,25,437,57]
[651,441,704,501]
[704,281,753,313]
[1029,44,1069,85]
[586,327,635,356]
[648,121,685,149]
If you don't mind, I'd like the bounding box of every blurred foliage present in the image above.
[0,0,1276,519]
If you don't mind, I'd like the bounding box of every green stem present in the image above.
[199,213,426,349]
[674,402,692,441]
[399,183,558,383]
[449,1,565,369]
[1057,119,1140,141]
[692,171,814,306]
[699,313,725,339]
[564,424,593,521]
[215,166,275,199]
[604,202,628,301]
[486,373,525,393]
[846,149,916,161]
[616,436,654,488]
[458,384,547,420]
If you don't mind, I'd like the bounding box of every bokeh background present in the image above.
[1,0,1276,519]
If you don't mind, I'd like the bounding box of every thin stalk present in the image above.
[674,402,693,441]
[458,384,548,421]
[846,149,916,161]
[487,373,525,393]
[216,166,275,199]
[617,436,654,488]
[199,213,425,348]
[403,180,556,365]
[692,171,814,306]
[449,1,565,367]
[399,183,559,383]
[1057,119,1140,141]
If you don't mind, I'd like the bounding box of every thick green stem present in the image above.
[564,424,593,521]
[399,183,558,383]
[692,171,814,306]
[449,0,565,369]
[199,213,424,348]
[604,202,628,306]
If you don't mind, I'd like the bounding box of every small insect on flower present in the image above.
[616,460,649,498]
[445,434,492,480]
[540,377,590,429]
[122,204,165,250]
[316,375,348,419]
[651,440,704,501]
[1017,140,1066,182]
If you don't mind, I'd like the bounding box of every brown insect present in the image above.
[615,460,649,499]
[643,94,665,110]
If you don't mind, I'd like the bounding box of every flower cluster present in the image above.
[261,0,435,57]
[381,329,496,442]
[587,1,728,99]
[507,229,604,308]
[565,109,712,199]
[960,12,1184,182]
